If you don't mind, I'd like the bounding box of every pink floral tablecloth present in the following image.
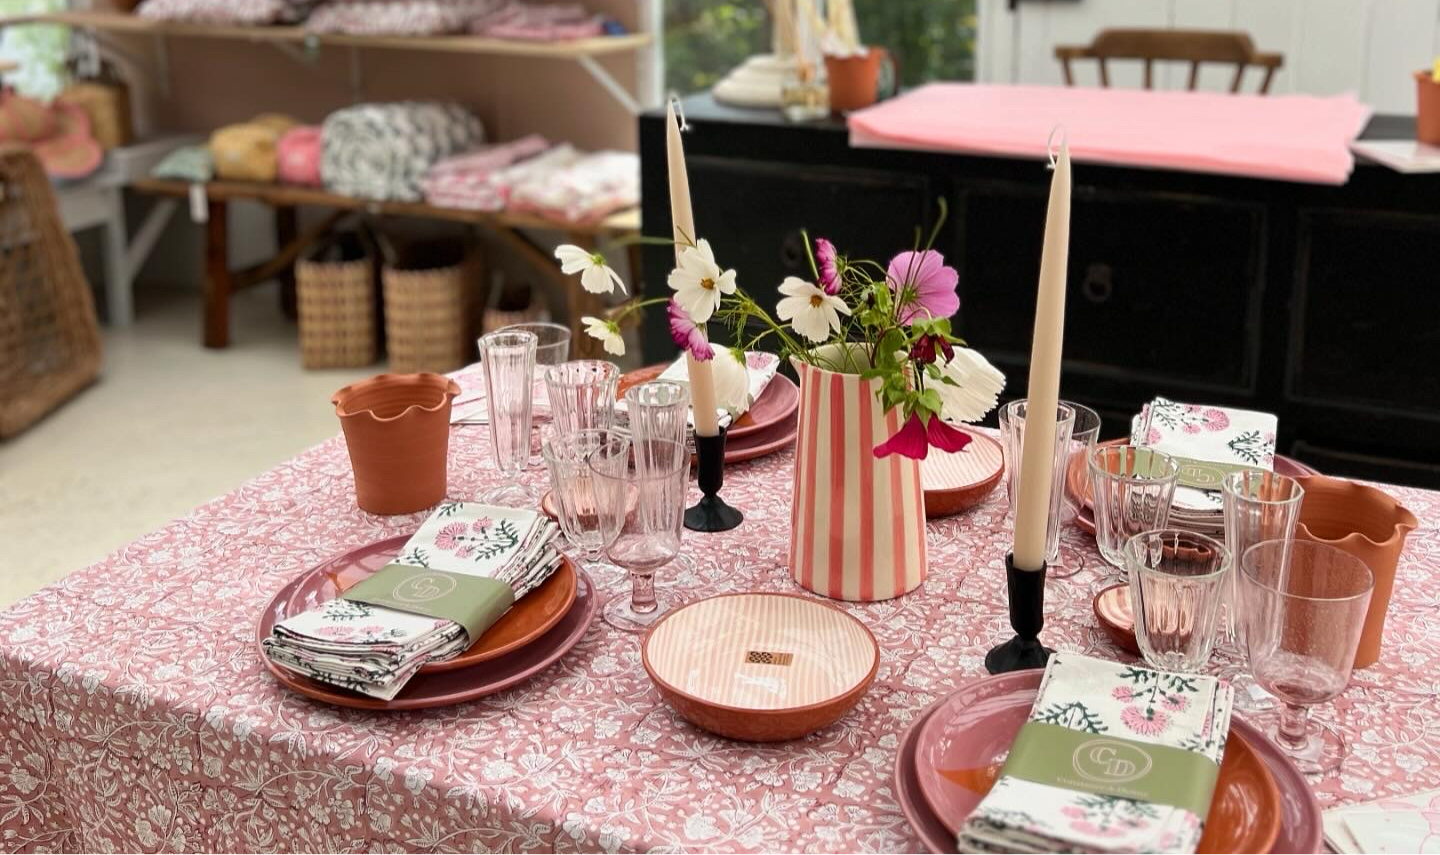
[3,408,1438,852]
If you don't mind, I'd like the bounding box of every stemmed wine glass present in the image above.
[540,428,625,581]
[1241,539,1373,776]
[588,436,690,632]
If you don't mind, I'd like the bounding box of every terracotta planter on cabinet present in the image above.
[825,48,890,114]
[333,373,459,515]
[1416,71,1440,145]
[1295,474,1417,669]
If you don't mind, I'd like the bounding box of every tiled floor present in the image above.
[0,286,374,607]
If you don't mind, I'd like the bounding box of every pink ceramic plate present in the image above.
[910,673,1319,852]
[1093,583,1141,655]
[255,566,597,710]
[729,374,799,440]
[1074,448,1319,535]
[642,592,878,741]
[725,412,798,464]
[922,429,1004,518]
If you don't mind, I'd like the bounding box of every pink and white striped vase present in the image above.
[788,345,928,601]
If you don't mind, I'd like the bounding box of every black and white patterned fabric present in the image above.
[320,102,484,202]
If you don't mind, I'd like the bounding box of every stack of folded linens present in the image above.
[321,102,484,202]
[421,134,550,210]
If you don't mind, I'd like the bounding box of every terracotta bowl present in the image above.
[1092,582,1141,655]
[922,429,1004,518]
[642,592,879,742]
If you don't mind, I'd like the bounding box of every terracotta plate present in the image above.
[1070,438,1320,535]
[257,565,597,711]
[616,365,800,441]
[1093,582,1141,655]
[277,534,577,673]
[724,417,798,464]
[922,429,1004,518]
[895,680,1323,854]
[912,670,1281,854]
[641,592,879,742]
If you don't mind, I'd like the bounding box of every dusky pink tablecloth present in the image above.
[2,379,1438,851]
[848,84,1373,185]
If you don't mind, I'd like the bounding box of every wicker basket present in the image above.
[56,81,132,150]
[0,145,102,437]
[382,241,482,374]
[297,232,378,369]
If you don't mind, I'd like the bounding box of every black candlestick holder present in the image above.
[685,426,742,532]
[984,553,1054,674]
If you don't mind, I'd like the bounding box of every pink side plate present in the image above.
[922,429,1004,518]
[1093,583,1141,655]
[730,374,799,441]
[255,565,597,711]
[724,412,799,464]
[895,672,1322,854]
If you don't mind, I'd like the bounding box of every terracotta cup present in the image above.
[333,373,460,515]
[1294,474,1417,668]
[825,48,892,114]
[1417,71,1440,145]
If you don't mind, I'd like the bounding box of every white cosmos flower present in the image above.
[666,239,736,324]
[710,346,752,416]
[555,244,626,295]
[935,347,1005,422]
[581,316,625,356]
[775,276,851,344]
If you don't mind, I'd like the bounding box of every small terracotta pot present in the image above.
[1294,474,1417,669]
[825,48,890,114]
[1417,71,1440,145]
[333,373,460,515]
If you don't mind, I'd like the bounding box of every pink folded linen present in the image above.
[508,149,637,223]
[277,125,323,187]
[421,134,553,211]
[469,1,604,40]
[848,83,1373,185]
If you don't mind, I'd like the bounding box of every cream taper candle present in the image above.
[666,99,721,437]
[1012,137,1071,572]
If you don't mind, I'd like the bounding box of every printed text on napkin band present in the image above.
[1173,457,1263,492]
[343,564,514,642]
[1000,722,1220,817]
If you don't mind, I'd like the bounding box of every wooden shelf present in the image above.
[0,10,652,58]
[131,177,640,236]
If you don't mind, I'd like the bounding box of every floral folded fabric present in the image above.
[1130,396,1278,512]
[957,653,1234,854]
[138,0,316,24]
[469,1,604,40]
[321,102,484,202]
[277,125,323,187]
[262,503,562,699]
[306,0,502,35]
[508,149,638,223]
[421,134,550,210]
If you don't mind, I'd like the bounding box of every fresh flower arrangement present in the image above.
[553,201,1005,460]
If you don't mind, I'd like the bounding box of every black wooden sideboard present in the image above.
[638,94,1440,489]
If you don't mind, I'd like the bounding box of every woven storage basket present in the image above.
[297,232,377,369]
[56,81,132,150]
[0,145,102,437]
[382,241,481,374]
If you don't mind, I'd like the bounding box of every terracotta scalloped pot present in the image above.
[1417,71,1440,145]
[641,592,879,742]
[333,373,459,515]
[1295,474,1417,669]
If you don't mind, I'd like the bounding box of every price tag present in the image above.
[188,183,208,223]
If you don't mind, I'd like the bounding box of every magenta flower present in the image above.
[910,332,954,365]
[887,250,959,324]
[667,299,714,361]
[872,413,974,459]
[815,237,841,294]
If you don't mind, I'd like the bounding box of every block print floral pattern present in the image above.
[1132,396,1279,512]
[0,419,1436,852]
[958,654,1233,853]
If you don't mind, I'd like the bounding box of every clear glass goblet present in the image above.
[478,329,536,505]
[540,428,625,581]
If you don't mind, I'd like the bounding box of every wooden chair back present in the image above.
[1055,29,1284,94]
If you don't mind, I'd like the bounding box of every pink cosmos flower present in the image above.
[815,237,841,295]
[1202,408,1230,431]
[1121,705,1171,736]
[872,412,974,459]
[667,299,714,361]
[434,522,468,550]
[1111,686,1135,702]
[887,250,960,324]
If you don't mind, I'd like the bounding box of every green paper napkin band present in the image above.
[1001,721,1220,817]
[1173,457,1263,491]
[342,564,514,642]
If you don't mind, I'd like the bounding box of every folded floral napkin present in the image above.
[263,502,562,699]
[1130,396,1278,514]
[957,653,1234,854]
[1323,789,1440,854]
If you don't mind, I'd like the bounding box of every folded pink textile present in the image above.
[277,125,323,187]
[508,150,638,223]
[848,83,1373,185]
[469,1,604,40]
[421,133,551,210]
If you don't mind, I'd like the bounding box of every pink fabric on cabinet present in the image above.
[276,125,323,187]
[421,133,550,210]
[1,396,1437,850]
[848,83,1373,185]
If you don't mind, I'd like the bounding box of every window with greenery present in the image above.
[664,0,977,96]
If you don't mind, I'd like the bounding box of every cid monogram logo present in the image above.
[392,573,457,604]
[1072,739,1153,784]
